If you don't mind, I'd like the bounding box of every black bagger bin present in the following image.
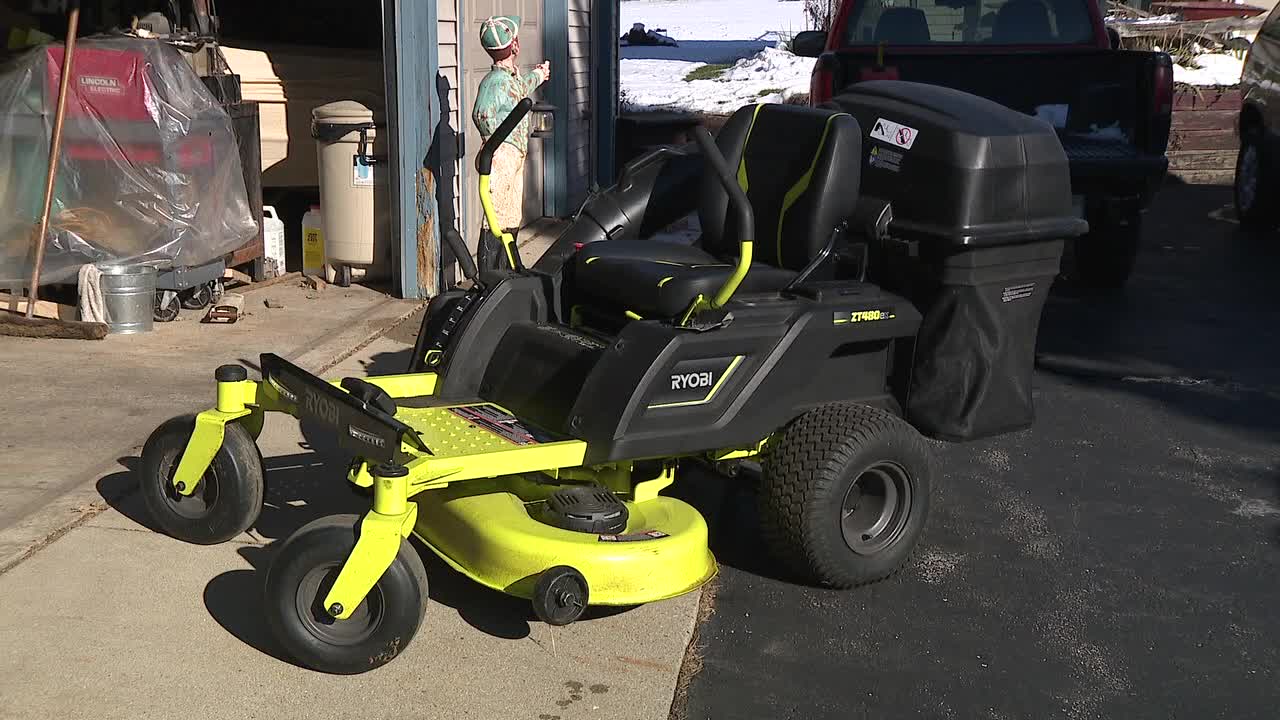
[827,81,1089,441]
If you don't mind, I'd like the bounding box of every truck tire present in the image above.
[1073,215,1141,290]
[1235,127,1276,231]
[758,403,934,589]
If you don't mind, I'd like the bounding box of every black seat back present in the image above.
[698,104,862,273]
[992,0,1052,43]
[874,7,931,44]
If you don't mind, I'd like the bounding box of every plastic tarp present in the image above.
[0,36,257,286]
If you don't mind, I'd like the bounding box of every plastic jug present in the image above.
[262,206,286,278]
[302,205,326,277]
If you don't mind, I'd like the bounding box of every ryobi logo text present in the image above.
[671,371,715,391]
[304,388,340,425]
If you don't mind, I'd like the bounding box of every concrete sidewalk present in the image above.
[0,324,698,720]
[0,278,422,572]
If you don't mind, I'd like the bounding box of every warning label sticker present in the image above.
[870,118,919,150]
[448,404,557,445]
[598,530,670,543]
[352,155,374,187]
[1002,282,1036,303]
[869,145,903,173]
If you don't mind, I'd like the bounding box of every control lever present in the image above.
[444,228,481,287]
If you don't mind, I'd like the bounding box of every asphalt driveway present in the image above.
[678,180,1280,720]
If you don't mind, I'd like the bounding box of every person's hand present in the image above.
[535,61,551,83]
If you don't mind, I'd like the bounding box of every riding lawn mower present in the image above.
[137,80,1085,674]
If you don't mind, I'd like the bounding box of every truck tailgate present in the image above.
[830,50,1169,158]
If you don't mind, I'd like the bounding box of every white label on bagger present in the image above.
[870,118,919,150]
[1002,282,1036,303]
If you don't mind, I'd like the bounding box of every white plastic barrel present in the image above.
[311,101,390,279]
[262,206,286,278]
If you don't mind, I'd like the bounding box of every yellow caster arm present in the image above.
[322,465,418,620]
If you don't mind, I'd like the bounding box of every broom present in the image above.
[1,0,108,340]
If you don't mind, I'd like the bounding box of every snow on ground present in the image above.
[1175,52,1245,86]
[620,0,814,112]
[622,47,816,112]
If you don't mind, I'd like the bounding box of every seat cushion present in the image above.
[575,241,796,318]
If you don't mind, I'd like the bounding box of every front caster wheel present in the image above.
[758,402,934,589]
[139,415,264,544]
[265,514,429,674]
[532,565,589,626]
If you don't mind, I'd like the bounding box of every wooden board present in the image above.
[0,292,78,321]
[1173,87,1242,111]
[1169,129,1240,152]
[1172,108,1239,131]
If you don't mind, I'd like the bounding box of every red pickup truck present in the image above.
[793,0,1173,289]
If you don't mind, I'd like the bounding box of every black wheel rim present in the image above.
[840,462,913,556]
[540,573,587,624]
[161,453,219,520]
[294,563,383,646]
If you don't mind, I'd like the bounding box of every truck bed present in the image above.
[828,49,1170,195]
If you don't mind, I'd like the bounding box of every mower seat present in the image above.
[574,104,862,318]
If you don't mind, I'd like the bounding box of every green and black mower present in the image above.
[138,81,1085,674]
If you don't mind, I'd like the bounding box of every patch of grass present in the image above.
[757,87,784,97]
[684,63,731,82]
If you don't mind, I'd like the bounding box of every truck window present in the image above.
[841,0,1095,46]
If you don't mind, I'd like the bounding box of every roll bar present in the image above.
[691,127,755,309]
[477,98,535,269]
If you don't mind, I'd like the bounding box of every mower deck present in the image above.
[413,472,716,604]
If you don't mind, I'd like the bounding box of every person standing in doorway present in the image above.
[472,15,550,268]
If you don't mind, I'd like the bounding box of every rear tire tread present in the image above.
[759,402,934,589]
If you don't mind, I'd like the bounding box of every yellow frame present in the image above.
[173,371,766,619]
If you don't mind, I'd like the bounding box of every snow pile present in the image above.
[620,0,814,112]
[1175,52,1244,86]
[622,46,815,113]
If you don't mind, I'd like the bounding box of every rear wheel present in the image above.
[265,514,429,675]
[1235,126,1276,231]
[758,403,933,588]
[139,415,264,544]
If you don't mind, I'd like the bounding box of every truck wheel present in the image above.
[139,415,264,545]
[1073,215,1141,290]
[758,403,933,589]
[265,514,429,675]
[1235,128,1276,230]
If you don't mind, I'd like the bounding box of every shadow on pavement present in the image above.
[1036,181,1280,439]
[668,463,809,586]
[198,533,544,667]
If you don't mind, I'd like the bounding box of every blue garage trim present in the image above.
[383,0,439,299]
[593,0,619,185]
[544,0,570,218]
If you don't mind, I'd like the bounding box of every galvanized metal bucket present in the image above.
[98,264,156,334]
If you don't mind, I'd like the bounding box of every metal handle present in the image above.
[477,98,534,174]
[357,127,382,165]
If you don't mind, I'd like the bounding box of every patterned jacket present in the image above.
[472,65,545,156]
